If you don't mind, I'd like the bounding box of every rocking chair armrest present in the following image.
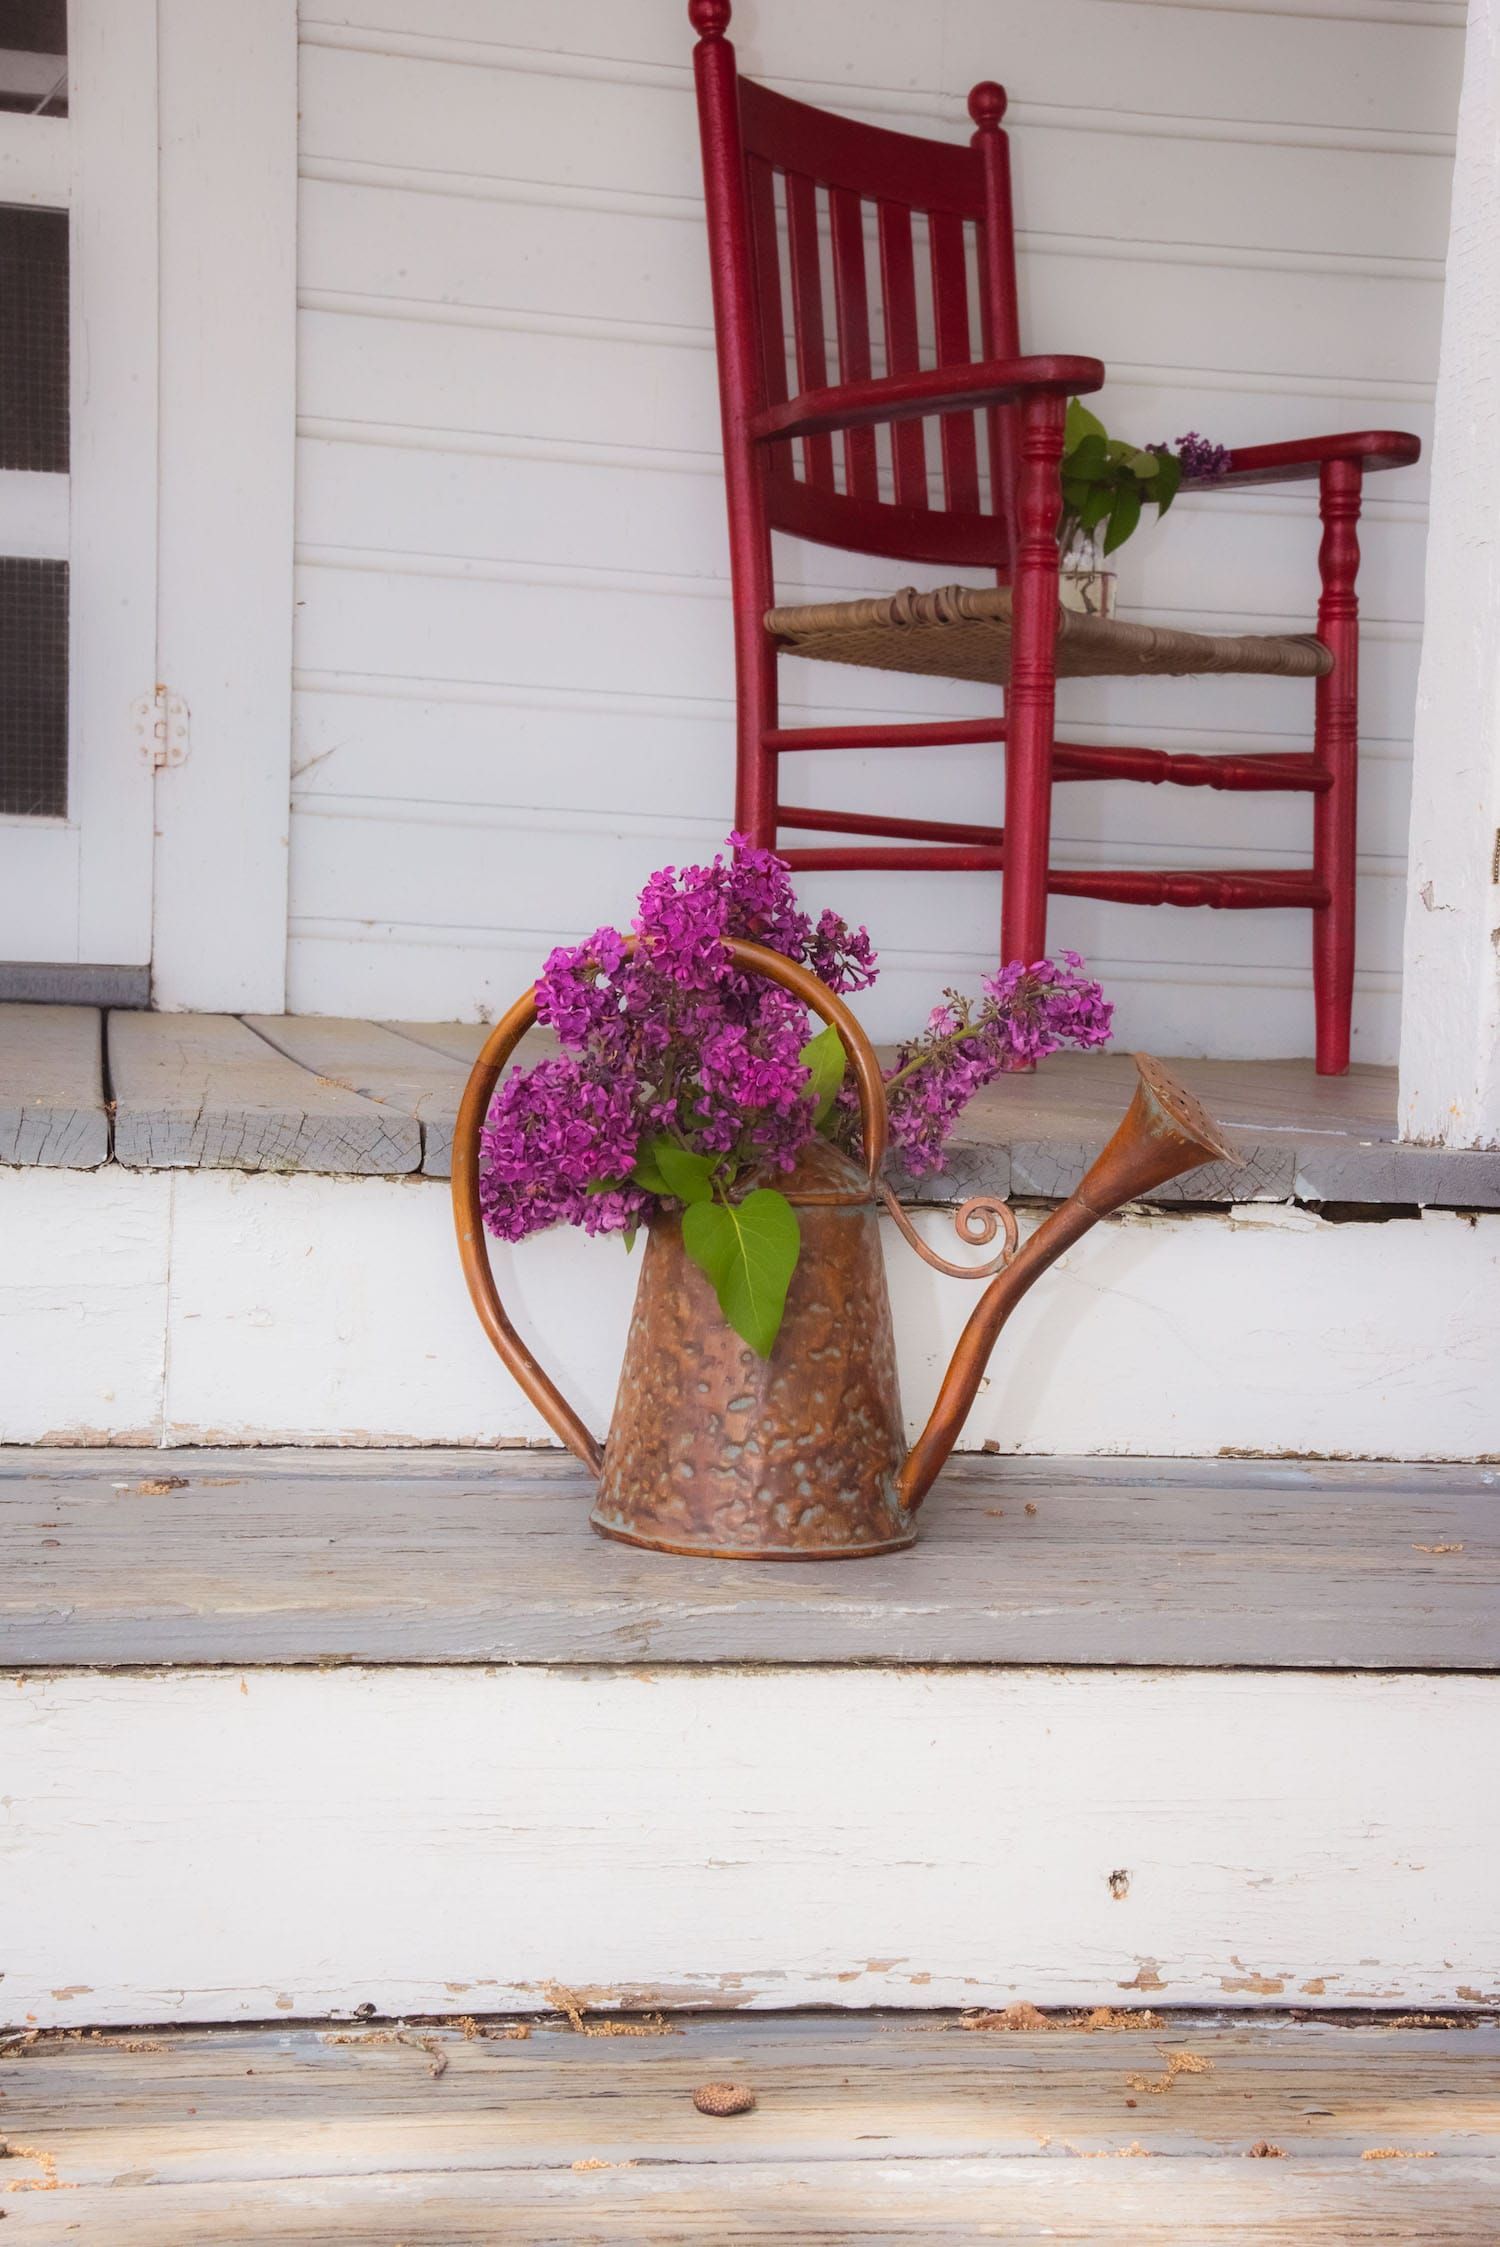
[749,355,1106,445]
[1184,429,1421,490]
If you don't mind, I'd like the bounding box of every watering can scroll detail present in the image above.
[452,938,1236,1561]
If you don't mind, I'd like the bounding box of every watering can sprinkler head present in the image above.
[897,1053,1239,1512]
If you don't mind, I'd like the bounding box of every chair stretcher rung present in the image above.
[1053,744,1332,793]
[778,845,1007,873]
[1049,867,1329,910]
[776,804,1004,847]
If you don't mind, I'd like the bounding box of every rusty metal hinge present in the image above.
[131,685,190,770]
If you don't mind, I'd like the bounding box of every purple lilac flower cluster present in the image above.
[478,838,1115,1244]
[879,953,1114,1177]
[478,837,875,1244]
[1173,430,1232,481]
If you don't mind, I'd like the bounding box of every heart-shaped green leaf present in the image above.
[798,1022,847,1128]
[1064,397,1105,452]
[633,1135,716,1204]
[682,1188,801,1358]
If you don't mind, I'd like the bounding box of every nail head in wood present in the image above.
[694,2080,757,2116]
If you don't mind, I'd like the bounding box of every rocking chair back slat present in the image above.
[784,169,835,490]
[929,209,980,513]
[724,69,1011,561]
[828,185,879,500]
[876,200,928,509]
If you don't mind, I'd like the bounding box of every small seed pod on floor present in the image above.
[693,2080,756,2117]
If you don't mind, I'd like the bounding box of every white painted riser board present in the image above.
[4,1666,1495,2025]
[4,1166,1498,1454]
[303,1,1465,142]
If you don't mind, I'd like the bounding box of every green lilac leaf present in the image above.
[798,1023,847,1127]
[1064,397,1105,450]
[623,1226,638,1254]
[1103,481,1142,555]
[1080,485,1114,534]
[654,1139,718,1205]
[682,1188,801,1359]
[630,1138,673,1195]
[1153,450,1182,516]
[1063,432,1106,479]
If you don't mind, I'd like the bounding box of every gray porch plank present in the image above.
[244,1015,469,1176]
[0,1003,108,1167]
[18,2163,1496,2244]
[108,1013,420,1173]
[6,2018,1497,2242]
[2,1449,1494,1670]
[383,1018,490,1066]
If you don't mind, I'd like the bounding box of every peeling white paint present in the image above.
[3,1167,1499,1457]
[2,1665,1493,2026]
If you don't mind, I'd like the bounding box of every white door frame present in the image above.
[0,0,296,1008]
[0,0,159,976]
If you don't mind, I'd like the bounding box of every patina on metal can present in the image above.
[592,1139,912,1559]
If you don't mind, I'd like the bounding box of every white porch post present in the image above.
[1399,0,1500,1149]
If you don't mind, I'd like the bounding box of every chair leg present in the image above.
[1000,391,1065,965]
[1312,459,1362,1076]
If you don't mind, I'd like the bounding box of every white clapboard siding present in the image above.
[4,1665,1495,2022]
[289,0,1458,1058]
[4,1166,1499,1456]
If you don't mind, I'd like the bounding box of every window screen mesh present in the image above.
[0,1,67,118]
[0,206,69,472]
[0,557,68,815]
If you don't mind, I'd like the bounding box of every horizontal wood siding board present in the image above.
[107,1012,420,1173]
[1,1449,1495,1669]
[0,1004,109,1167]
[11,2016,1500,2184]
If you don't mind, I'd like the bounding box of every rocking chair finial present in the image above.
[689,0,732,38]
[967,80,1007,131]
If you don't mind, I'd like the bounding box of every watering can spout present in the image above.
[897,1054,1237,1513]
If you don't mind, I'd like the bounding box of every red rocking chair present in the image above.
[688,0,1419,1074]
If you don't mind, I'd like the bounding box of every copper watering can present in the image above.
[453,938,1235,1560]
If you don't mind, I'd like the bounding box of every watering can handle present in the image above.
[450,934,890,1475]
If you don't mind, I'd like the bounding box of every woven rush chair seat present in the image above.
[765,584,1334,688]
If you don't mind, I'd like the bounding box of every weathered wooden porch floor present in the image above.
[6,1000,1500,1205]
[5,2012,1498,2241]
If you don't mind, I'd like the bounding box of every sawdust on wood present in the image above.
[134,1476,189,1495]
[1,2144,74,2194]
[1125,2049,1215,2096]
[957,2003,1163,2033]
[1413,1542,1464,1555]
[544,1985,678,2038]
[1361,2147,1437,2160]
[1248,2141,1285,2158]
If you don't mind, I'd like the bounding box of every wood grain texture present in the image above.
[5,1664,1496,2020]
[0,1005,108,1168]
[2,1448,1494,1671]
[13,2161,1497,2243]
[108,1012,419,1173]
[245,1014,469,1174]
[0,1029,1482,1204]
[4,2016,1496,2195]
